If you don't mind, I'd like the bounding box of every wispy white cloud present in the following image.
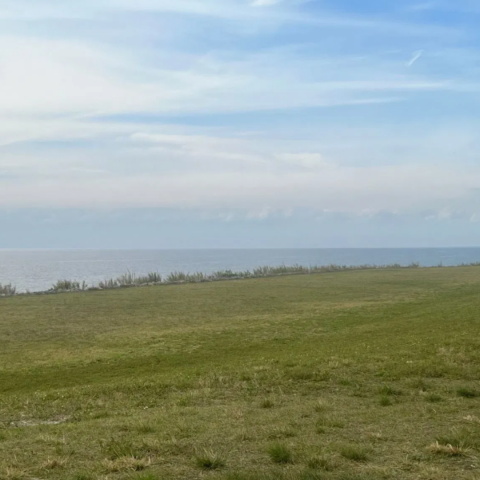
[0,0,462,38]
[405,0,480,13]
[0,0,478,227]
[251,0,283,7]
[0,33,460,126]
[406,50,424,67]
[404,2,437,12]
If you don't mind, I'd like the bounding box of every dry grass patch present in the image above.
[1,466,31,480]
[41,457,68,470]
[103,456,152,472]
[463,415,480,425]
[429,442,466,456]
[436,428,480,451]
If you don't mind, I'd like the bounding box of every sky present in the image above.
[0,0,479,248]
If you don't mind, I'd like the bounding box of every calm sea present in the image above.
[1,248,480,293]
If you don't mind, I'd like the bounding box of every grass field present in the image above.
[0,267,479,480]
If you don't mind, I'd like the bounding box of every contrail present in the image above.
[406,50,424,67]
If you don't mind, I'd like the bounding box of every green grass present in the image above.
[379,396,393,407]
[424,393,443,403]
[260,398,275,409]
[307,455,338,471]
[340,446,369,462]
[268,443,294,464]
[195,450,226,470]
[0,267,480,479]
[457,387,479,398]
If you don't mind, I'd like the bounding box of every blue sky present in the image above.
[0,0,479,248]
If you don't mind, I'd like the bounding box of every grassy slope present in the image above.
[0,268,479,480]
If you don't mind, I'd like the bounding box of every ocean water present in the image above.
[1,248,480,293]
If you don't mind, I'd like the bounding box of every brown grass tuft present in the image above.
[41,457,68,469]
[103,456,152,472]
[429,442,466,456]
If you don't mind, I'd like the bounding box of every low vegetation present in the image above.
[0,267,479,479]
[268,443,294,464]
[195,450,226,470]
[0,283,16,296]
[5,261,480,297]
[1,262,425,295]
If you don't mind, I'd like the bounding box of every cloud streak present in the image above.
[0,34,460,125]
[406,50,424,67]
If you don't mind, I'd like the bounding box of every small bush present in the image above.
[0,284,16,296]
[195,451,225,470]
[267,443,293,464]
[51,280,81,292]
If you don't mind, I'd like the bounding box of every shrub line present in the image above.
[2,261,480,297]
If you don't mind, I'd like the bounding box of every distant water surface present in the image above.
[1,248,480,293]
